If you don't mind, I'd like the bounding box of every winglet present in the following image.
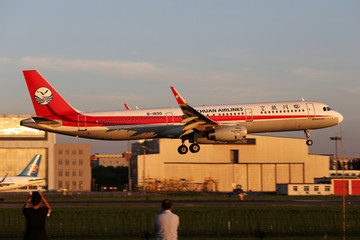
[124,104,131,110]
[170,87,187,105]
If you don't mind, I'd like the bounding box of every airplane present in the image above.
[21,70,343,154]
[0,154,44,191]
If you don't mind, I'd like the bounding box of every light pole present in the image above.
[127,140,132,195]
[138,140,151,194]
[330,136,342,173]
[330,134,345,240]
[124,151,132,195]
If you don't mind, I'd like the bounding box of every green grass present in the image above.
[1,205,360,239]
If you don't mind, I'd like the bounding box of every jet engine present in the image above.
[207,125,247,141]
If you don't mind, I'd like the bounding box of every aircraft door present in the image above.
[245,108,253,122]
[166,112,174,125]
[306,103,316,119]
[78,115,87,131]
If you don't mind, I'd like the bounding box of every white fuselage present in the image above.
[21,101,343,141]
[0,176,44,191]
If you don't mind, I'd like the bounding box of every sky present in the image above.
[0,1,359,156]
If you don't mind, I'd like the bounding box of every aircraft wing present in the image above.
[29,178,46,182]
[170,87,219,137]
[0,182,14,186]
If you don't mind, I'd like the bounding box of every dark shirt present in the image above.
[22,207,49,240]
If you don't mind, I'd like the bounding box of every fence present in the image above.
[1,206,360,239]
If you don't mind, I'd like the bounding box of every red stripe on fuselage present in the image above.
[53,114,330,127]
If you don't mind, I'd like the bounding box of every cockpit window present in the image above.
[323,106,332,111]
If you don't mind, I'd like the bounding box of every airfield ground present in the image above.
[1,192,359,239]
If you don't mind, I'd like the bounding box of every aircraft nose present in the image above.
[337,112,344,124]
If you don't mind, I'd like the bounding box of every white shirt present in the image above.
[154,210,179,240]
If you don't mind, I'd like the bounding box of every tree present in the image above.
[92,166,128,191]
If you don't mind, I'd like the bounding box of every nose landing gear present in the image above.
[304,130,313,146]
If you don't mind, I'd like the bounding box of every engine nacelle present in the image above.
[207,125,247,141]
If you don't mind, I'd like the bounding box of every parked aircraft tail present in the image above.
[18,154,42,177]
[23,70,79,117]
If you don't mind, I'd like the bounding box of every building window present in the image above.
[72,159,76,165]
[72,170,76,177]
[304,186,309,192]
[79,181,83,190]
[58,150,63,155]
[72,150,76,155]
[65,181,69,189]
[58,170,63,177]
[79,159,83,165]
[65,150,70,155]
[79,150,83,155]
[59,181,63,188]
[314,186,319,191]
[325,186,331,191]
[58,159,63,165]
[230,150,239,164]
[65,170,69,177]
[72,181,77,190]
[293,186,298,191]
[79,170,83,177]
[65,159,69,165]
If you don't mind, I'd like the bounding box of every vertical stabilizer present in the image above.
[23,70,78,117]
[18,154,42,177]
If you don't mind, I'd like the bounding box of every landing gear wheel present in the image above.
[178,145,188,154]
[306,139,313,146]
[189,143,200,153]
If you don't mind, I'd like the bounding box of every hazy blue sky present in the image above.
[1,1,359,155]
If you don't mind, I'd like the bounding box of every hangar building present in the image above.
[0,115,91,192]
[133,135,330,192]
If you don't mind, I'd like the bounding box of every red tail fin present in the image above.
[23,70,78,117]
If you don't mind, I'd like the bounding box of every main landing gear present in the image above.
[178,142,200,154]
[304,129,313,146]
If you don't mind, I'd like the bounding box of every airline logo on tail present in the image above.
[35,87,53,105]
[18,154,41,177]
[0,154,44,191]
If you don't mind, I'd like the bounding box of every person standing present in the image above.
[23,191,51,240]
[154,199,179,240]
